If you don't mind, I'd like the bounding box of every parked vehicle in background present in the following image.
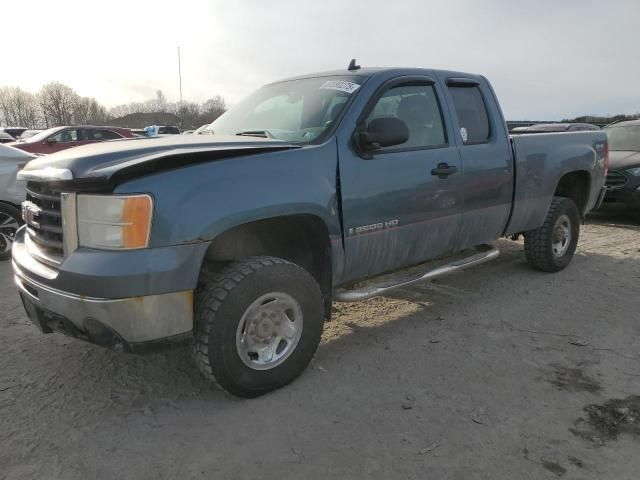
[9,126,135,155]
[129,129,147,137]
[18,130,44,140]
[0,127,28,139]
[144,125,181,135]
[193,123,214,135]
[0,132,16,144]
[511,123,599,134]
[603,119,640,209]
[12,65,607,397]
[0,144,35,260]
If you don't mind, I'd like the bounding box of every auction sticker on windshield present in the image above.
[320,80,360,94]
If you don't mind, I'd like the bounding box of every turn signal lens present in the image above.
[122,196,153,248]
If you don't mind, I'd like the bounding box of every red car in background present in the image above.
[10,125,135,155]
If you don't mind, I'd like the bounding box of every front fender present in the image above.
[114,140,342,247]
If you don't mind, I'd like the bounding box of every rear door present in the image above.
[338,76,463,282]
[442,77,513,249]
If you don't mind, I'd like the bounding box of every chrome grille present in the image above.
[25,182,64,262]
[605,170,628,189]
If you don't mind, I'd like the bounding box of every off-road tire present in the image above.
[524,196,580,272]
[193,256,324,398]
[0,203,22,261]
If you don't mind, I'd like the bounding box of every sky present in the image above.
[3,0,639,120]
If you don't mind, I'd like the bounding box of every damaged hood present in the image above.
[18,135,300,185]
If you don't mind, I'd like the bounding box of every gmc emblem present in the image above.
[22,202,41,229]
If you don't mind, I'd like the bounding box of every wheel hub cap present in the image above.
[0,212,19,255]
[236,292,303,370]
[551,214,572,257]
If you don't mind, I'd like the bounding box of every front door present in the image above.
[338,78,463,282]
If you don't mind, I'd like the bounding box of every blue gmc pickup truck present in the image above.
[13,64,607,397]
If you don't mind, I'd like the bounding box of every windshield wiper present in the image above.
[235,130,273,139]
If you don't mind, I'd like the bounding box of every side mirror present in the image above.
[357,117,409,152]
[45,137,57,144]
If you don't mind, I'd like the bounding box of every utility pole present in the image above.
[177,46,183,125]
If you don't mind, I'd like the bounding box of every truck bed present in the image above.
[505,131,607,235]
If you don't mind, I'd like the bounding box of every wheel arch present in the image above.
[202,214,334,319]
[553,170,591,216]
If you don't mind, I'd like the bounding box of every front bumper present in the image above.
[603,185,640,209]
[12,226,209,351]
[604,170,640,209]
[14,264,193,351]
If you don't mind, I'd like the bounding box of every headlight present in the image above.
[77,194,153,249]
[627,167,640,176]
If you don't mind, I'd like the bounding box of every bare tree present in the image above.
[39,82,80,127]
[73,97,109,125]
[176,101,202,129]
[201,95,227,121]
[147,90,167,113]
[107,91,227,128]
[0,87,41,128]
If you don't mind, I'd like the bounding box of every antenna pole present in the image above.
[177,46,183,121]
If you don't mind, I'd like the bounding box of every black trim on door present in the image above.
[446,77,480,87]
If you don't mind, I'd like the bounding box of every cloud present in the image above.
[4,0,639,119]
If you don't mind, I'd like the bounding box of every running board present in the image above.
[334,244,500,302]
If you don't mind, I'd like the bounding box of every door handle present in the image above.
[431,163,458,178]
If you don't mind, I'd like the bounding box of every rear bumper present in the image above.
[14,263,193,351]
[594,185,608,210]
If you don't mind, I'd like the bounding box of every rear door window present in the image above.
[158,126,180,134]
[100,129,122,140]
[448,86,491,144]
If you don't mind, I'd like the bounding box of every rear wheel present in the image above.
[0,203,21,261]
[524,196,580,272]
[193,256,325,397]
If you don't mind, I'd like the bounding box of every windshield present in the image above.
[20,127,61,143]
[209,76,363,143]
[605,125,640,151]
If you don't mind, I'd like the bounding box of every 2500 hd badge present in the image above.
[348,219,399,235]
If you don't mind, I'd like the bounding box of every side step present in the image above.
[334,244,500,302]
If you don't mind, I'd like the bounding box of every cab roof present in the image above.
[270,67,484,84]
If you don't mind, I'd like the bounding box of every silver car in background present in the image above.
[0,144,35,259]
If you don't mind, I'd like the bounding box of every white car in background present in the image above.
[193,123,214,135]
[0,143,36,259]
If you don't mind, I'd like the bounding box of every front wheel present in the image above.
[193,257,325,397]
[524,196,580,272]
[0,203,22,261]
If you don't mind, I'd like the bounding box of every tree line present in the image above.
[0,82,226,130]
[561,114,639,125]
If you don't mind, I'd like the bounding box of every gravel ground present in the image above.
[1,206,639,480]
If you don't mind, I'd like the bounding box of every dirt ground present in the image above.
[1,206,639,480]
